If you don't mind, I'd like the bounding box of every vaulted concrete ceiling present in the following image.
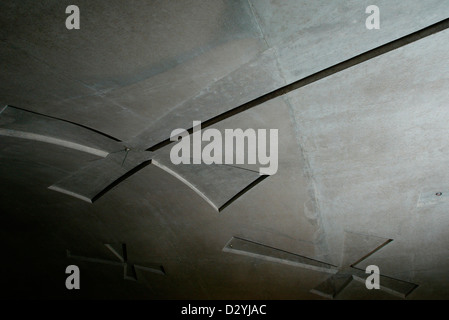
[1,0,449,299]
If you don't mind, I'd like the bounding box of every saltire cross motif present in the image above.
[223,233,418,299]
[67,243,165,281]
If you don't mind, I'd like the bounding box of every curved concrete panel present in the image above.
[0,106,123,156]
[49,150,152,203]
[151,150,267,212]
[0,129,109,158]
[151,158,220,211]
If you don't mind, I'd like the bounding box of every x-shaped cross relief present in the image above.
[223,233,418,299]
[2,18,448,212]
[67,243,165,282]
[0,106,266,212]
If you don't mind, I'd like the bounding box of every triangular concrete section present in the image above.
[311,231,417,299]
[49,150,152,203]
[223,237,338,274]
[152,150,267,212]
[310,272,353,299]
[340,231,392,268]
[104,243,126,262]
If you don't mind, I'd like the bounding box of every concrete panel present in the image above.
[310,273,353,299]
[251,0,449,83]
[0,0,265,141]
[288,27,449,266]
[351,268,418,299]
[49,150,152,203]
[0,105,123,156]
[129,48,285,149]
[222,236,338,274]
[310,232,417,299]
[151,148,266,212]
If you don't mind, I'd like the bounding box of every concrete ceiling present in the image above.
[1,0,449,300]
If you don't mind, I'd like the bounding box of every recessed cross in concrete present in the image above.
[0,105,265,212]
[67,243,165,281]
[223,234,418,299]
[310,232,418,299]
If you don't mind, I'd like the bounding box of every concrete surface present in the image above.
[1,1,449,300]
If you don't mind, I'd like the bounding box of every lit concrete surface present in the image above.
[288,27,449,299]
[0,1,449,299]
